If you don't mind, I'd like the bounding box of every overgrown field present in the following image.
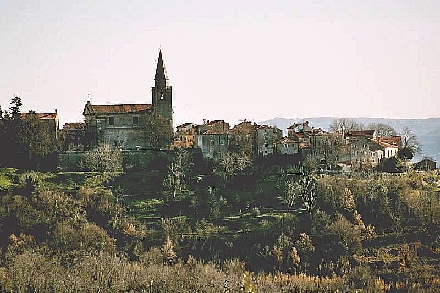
[0,166,440,292]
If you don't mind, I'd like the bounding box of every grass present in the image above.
[0,168,17,191]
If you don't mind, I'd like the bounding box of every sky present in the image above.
[1,1,439,127]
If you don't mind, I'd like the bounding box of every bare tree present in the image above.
[400,126,421,157]
[367,123,397,137]
[214,151,251,184]
[79,144,123,172]
[163,148,193,201]
[329,118,363,135]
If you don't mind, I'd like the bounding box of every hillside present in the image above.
[261,117,440,165]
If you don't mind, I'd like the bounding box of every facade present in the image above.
[83,50,173,150]
[346,130,379,170]
[83,103,152,150]
[173,123,198,149]
[344,130,401,169]
[230,120,258,156]
[196,120,230,160]
[256,125,282,157]
[276,137,299,155]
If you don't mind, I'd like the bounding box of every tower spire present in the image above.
[155,49,169,88]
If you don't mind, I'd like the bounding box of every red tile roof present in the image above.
[377,136,401,146]
[20,112,58,120]
[348,130,375,137]
[84,103,152,115]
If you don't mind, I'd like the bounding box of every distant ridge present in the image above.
[259,117,440,165]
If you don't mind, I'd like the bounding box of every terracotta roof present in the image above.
[84,103,152,115]
[348,130,375,137]
[21,112,58,120]
[63,122,85,130]
[376,140,398,149]
[377,136,401,145]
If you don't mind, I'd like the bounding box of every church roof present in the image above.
[83,102,152,115]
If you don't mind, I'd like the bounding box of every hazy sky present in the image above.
[1,1,439,127]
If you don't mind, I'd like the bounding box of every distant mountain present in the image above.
[260,117,440,166]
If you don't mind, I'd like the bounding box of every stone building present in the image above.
[83,50,173,150]
[276,137,299,155]
[173,123,198,149]
[230,120,258,156]
[256,125,282,157]
[196,120,230,160]
[344,130,401,169]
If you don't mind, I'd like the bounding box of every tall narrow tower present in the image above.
[152,50,173,126]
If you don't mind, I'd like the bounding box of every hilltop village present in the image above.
[2,51,440,292]
[8,50,433,172]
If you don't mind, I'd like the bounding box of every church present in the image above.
[82,50,173,150]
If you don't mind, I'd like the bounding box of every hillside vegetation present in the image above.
[0,156,440,291]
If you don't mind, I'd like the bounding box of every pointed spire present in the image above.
[155,49,169,88]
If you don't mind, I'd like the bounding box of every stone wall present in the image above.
[58,150,173,172]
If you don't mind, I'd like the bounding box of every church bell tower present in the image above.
[152,49,173,127]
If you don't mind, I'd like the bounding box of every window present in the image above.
[109,117,115,126]
[132,116,139,125]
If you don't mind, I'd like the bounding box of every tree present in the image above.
[79,143,123,172]
[9,95,22,116]
[282,174,316,213]
[214,151,252,184]
[400,126,421,158]
[16,112,58,159]
[140,112,173,150]
[163,148,193,201]
[0,109,58,169]
[367,123,397,137]
[329,118,363,135]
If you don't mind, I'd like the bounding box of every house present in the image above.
[196,120,230,160]
[229,120,258,155]
[345,130,378,169]
[60,122,85,151]
[414,157,437,171]
[376,140,399,159]
[343,130,401,169]
[173,123,198,149]
[83,50,173,150]
[276,137,299,155]
[198,119,230,134]
[256,125,282,157]
[287,121,313,136]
